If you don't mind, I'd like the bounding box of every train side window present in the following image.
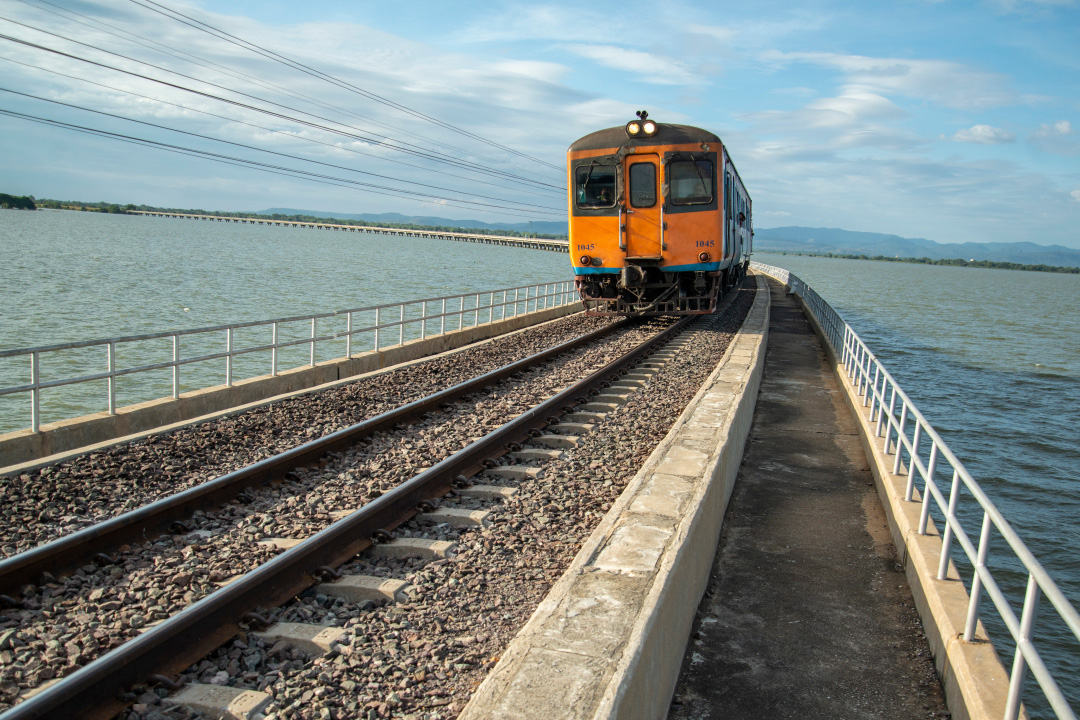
[575,164,617,208]
[725,172,732,219]
[628,162,656,208]
[668,159,714,205]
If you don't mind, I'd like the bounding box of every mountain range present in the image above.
[753,227,1080,267]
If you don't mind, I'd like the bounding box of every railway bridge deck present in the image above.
[1,273,1063,720]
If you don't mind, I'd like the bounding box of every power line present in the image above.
[0,86,562,213]
[0,52,561,202]
[0,20,565,192]
[0,106,564,219]
[16,0,535,177]
[131,0,565,173]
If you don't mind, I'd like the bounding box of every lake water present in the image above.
[0,210,571,431]
[755,252,1079,716]
[0,213,1074,712]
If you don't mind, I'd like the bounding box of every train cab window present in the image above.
[628,162,656,208]
[576,164,617,208]
[668,159,714,205]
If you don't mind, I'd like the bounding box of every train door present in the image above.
[623,155,662,258]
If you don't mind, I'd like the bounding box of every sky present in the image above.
[0,0,1078,246]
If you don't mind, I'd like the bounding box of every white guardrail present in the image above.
[751,261,1079,720]
[0,280,576,434]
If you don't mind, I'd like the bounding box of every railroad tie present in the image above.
[250,622,346,657]
[417,507,491,527]
[315,574,411,604]
[509,448,563,462]
[456,484,518,500]
[163,684,271,720]
[484,465,542,480]
[532,433,581,448]
[366,537,456,560]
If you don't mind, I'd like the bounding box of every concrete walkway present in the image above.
[668,277,950,719]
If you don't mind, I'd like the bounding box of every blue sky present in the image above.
[1,0,1078,246]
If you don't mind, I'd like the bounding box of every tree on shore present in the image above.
[0,193,36,210]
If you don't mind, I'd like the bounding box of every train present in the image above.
[568,112,752,315]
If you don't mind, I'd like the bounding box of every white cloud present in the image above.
[1071,190,1080,202]
[1029,120,1080,154]
[768,51,1017,109]
[561,44,702,85]
[952,124,1016,144]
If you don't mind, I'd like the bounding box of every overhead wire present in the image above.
[0,107,563,219]
[130,0,565,173]
[0,53,561,203]
[16,0,538,178]
[0,86,560,213]
[0,18,564,192]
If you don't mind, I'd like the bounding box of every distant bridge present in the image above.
[130,211,570,253]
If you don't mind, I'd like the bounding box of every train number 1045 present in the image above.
[695,240,715,247]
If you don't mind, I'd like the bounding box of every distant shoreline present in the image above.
[27,199,570,240]
[757,250,1080,275]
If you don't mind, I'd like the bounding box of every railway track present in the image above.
[0,282,756,719]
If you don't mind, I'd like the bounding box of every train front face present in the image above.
[568,118,728,316]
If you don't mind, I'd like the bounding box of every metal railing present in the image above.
[751,261,1079,720]
[0,280,576,434]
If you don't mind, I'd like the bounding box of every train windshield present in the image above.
[576,164,617,208]
[668,159,714,205]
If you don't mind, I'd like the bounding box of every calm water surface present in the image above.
[0,210,570,429]
[756,252,1079,715]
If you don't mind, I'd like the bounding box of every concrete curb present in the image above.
[1,303,579,473]
[793,292,1022,720]
[459,276,770,720]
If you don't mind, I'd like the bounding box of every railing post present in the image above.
[869,365,880,416]
[107,341,117,415]
[905,422,922,501]
[345,313,352,359]
[226,328,233,387]
[964,514,991,641]
[30,350,40,433]
[310,317,316,366]
[1005,576,1042,720]
[398,305,405,346]
[458,297,464,331]
[440,299,446,335]
[878,382,895,440]
[893,402,909,474]
[917,441,937,535]
[474,294,480,326]
[374,308,381,351]
[271,322,279,377]
[488,292,494,324]
[421,302,427,339]
[937,469,961,580]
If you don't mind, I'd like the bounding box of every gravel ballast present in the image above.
[0,285,756,718]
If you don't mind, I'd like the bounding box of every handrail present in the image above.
[0,280,577,434]
[751,261,1079,720]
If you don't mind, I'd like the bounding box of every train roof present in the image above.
[568,123,722,153]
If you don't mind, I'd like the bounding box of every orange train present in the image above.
[568,112,752,315]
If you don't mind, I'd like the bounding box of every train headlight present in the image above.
[699,252,711,262]
[626,121,641,137]
[592,256,603,266]
[580,254,592,265]
[642,120,657,135]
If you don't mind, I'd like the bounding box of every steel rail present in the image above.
[1,314,694,720]
[0,318,633,595]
